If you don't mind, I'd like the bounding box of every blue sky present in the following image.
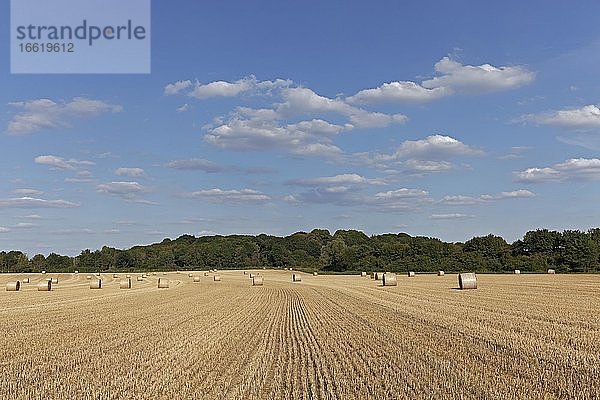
[2,0,600,256]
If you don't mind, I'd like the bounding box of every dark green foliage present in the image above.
[1,228,600,273]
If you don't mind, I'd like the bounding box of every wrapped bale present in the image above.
[158,278,169,289]
[120,278,131,289]
[382,273,397,286]
[458,273,477,290]
[252,276,264,286]
[90,279,102,289]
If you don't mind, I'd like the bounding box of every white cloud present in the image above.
[115,167,145,178]
[441,190,536,205]
[185,76,292,99]
[166,158,228,172]
[12,222,36,229]
[181,188,271,204]
[35,155,95,171]
[515,158,600,182]
[204,117,345,157]
[277,87,406,129]
[12,188,43,196]
[348,57,534,104]
[164,80,192,95]
[422,57,535,94]
[348,81,450,104]
[96,181,149,198]
[0,197,79,208]
[64,170,93,183]
[0,227,10,233]
[374,188,429,200]
[176,103,189,113]
[429,213,473,220]
[519,105,600,130]
[7,97,122,135]
[289,174,386,187]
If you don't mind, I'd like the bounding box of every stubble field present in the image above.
[1,270,599,399]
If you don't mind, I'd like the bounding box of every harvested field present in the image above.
[0,271,599,399]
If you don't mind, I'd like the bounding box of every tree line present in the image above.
[1,228,599,274]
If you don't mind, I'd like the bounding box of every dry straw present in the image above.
[193,276,201,282]
[458,273,477,290]
[252,276,264,286]
[6,281,21,291]
[382,273,397,286]
[293,274,302,282]
[548,269,556,274]
[408,271,415,277]
[90,279,102,289]
[213,275,222,282]
[120,278,131,289]
[38,281,51,291]
[438,271,445,276]
[158,278,170,289]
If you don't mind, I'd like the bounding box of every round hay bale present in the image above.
[407,271,415,277]
[86,275,92,280]
[213,275,221,282]
[292,274,302,282]
[74,270,79,274]
[188,273,193,278]
[120,278,131,289]
[458,273,477,290]
[152,272,157,276]
[514,269,521,275]
[370,272,375,279]
[126,275,131,278]
[141,274,148,278]
[113,274,118,278]
[382,273,397,286]
[22,278,30,284]
[50,277,58,284]
[361,272,367,277]
[193,276,201,283]
[313,272,318,276]
[249,273,256,278]
[252,276,264,286]
[162,272,167,275]
[243,271,247,275]
[548,269,556,274]
[438,270,445,276]
[158,278,170,289]
[90,279,102,289]
[204,272,209,276]
[6,281,21,291]
[214,269,218,272]
[374,272,384,280]
[96,273,101,277]
[41,271,46,274]
[37,280,51,291]
[136,276,143,281]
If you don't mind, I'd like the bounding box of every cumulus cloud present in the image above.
[64,170,93,183]
[440,190,535,205]
[0,197,79,208]
[164,80,192,95]
[362,135,483,173]
[519,105,600,130]
[35,155,95,170]
[180,188,271,204]
[166,158,228,172]
[348,57,534,104]
[115,167,145,178]
[96,181,149,199]
[515,158,600,182]
[289,173,386,187]
[7,97,122,135]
